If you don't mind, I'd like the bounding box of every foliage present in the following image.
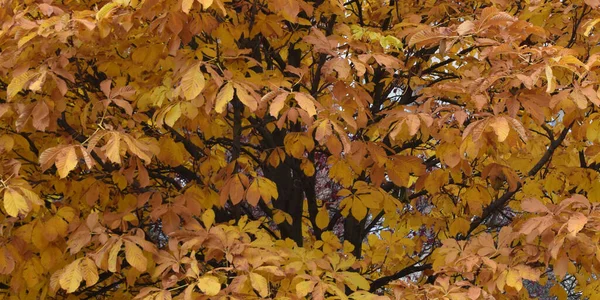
[1,0,600,299]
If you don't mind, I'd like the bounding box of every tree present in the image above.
[1,0,600,298]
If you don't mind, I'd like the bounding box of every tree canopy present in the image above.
[2,0,600,299]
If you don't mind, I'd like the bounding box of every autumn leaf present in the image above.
[215,83,234,113]
[2,0,599,299]
[3,188,30,217]
[59,259,83,293]
[7,70,37,101]
[125,241,147,272]
[249,272,269,297]
[55,146,79,178]
[294,93,317,117]
[197,275,220,296]
[181,64,205,100]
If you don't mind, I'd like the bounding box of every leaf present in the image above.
[164,103,182,127]
[197,275,220,296]
[408,29,442,47]
[457,20,475,35]
[489,117,510,142]
[340,272,370,291]
[294,93,317,116]
[201,209,215,229]
[567,212,587,236]
[505,268,522,291]
[449,218,470,237]
[316,207,329,229]
[249,272,269,297]
[96,2,118,20]
[59,259,83,293]
[521,198,550,214]
[234,83,258,111]
[125,241,147,272]
[214,83,234,113]
[3,188,29,217]
[80,257,99,287]
[55,146,78,178]
[296,280,317,297]
[246,179,261,206]
[103,132,122,164]
[545,65,556,93]
[7,70,37,101]
[182,0,194,13]
[181,65,205,100]
[199,0,216,10]
[18,32,37,48]
[351,197,367,220]
[257,177,279,202]
[269,93,288,117]
[108,239,123,272]
[585,18,600,36]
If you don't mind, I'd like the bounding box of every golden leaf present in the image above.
[3,188,29,217]
[181,64,205,100]
[59,259,83,293]
[125,241,147,272]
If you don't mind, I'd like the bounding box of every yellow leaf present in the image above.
[551,284,568,300]
[351,197,367,220]
[96,2,118,20]
[182,0,194,13]
[125,241,147,272]
[3,188,29,217]
[296,280,316,297]
[585,18,600,36]
[198,0,214,10]
[269,93,287,117]
[340,272,370,291]
[7,70,37,101]
[505,268,522,291]
[157,136,186,166]
[316,207,329,229]
[404,114,421,137]
[201,209,215,228]
[197,275,220,296]
[14,186,41,210]
[164,103,182,127]
[246,179,261,206]
[449,218,470,237]
[80,257,99,287]
[18,32,37,48]
[215,82,234,113]
[294,93,317,116]
[567,212,587,236]
[108,239,123,272]
[56,146,78,178]
[545,64,556,93]
[257,177,279,202]
[249,272,269,297]
[0,135,14,154]
[233,83,258,111]
[59,259,83,293]
[301,159,315,176]
[181,64,205,100]
[489,117,510,142]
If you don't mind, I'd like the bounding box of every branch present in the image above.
[369,262,432,292]
[164,124,204,160]
[461,122,573,240]
[57,112,114,172]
